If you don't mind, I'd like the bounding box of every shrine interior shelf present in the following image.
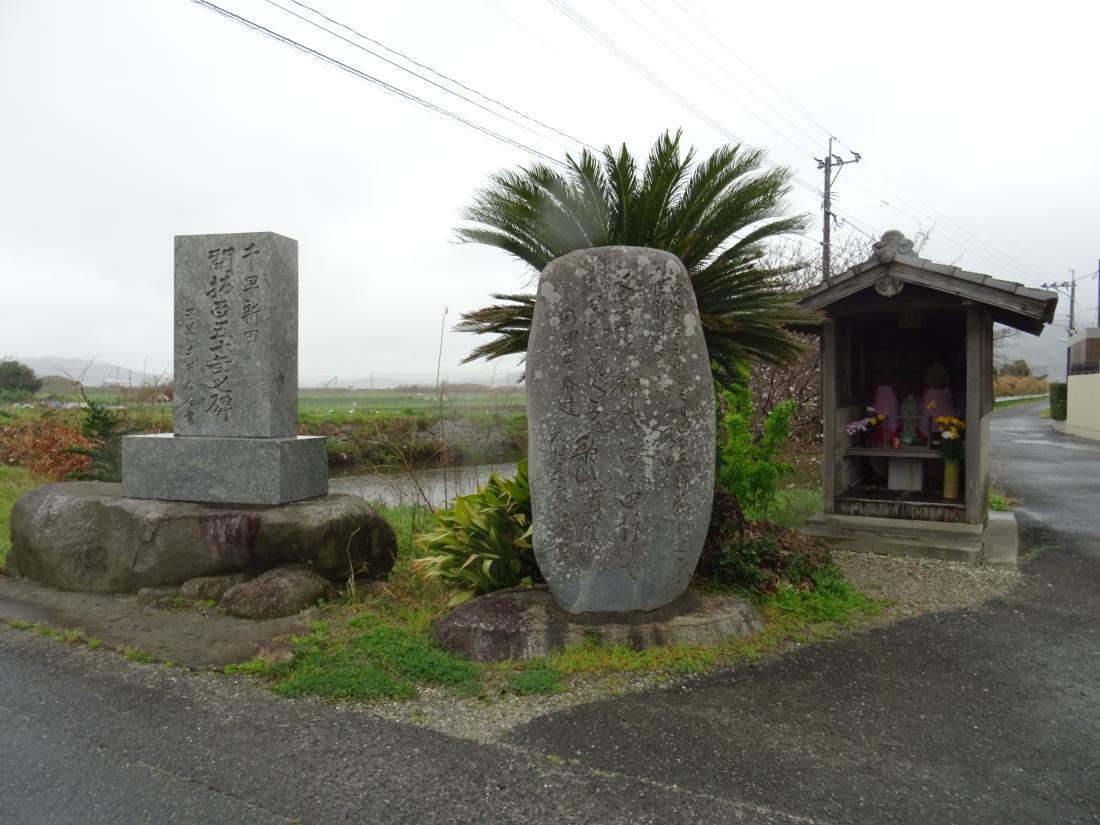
[845,447,943,459]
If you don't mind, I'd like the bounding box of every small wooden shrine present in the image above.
[801,231,1056,562]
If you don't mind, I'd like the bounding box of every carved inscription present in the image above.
[180,305,198,426]
[174,232,296,438]
[528,247,715,613]
[196,244,264,423]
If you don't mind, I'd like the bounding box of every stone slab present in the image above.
[433,585,764,662]
[982,511,1019,569]
[804,512,991,565]
[6,482,396,593]
[174,232,298,438]
[122,433,326,505]
[527,247,715,613]
[887,457,924,491]
[0,574,306,669]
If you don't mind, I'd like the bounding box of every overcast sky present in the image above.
[2,0,1097,385]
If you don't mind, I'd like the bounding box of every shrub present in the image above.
[993,374,1048,398]
[411,461,539,605]
[716,381,797,518]
[697,490,831,594]
[0,388,34,403]
[0,415,91,480]
[1049,382,1067,421]
[0,360,41,394]
[66,392,128,481]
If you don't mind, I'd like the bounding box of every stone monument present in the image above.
[123,232,327,505]
[8,232,396,599]
[527,247,715,613]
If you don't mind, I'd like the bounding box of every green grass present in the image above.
[222,501,885,704]
[242,580,884,704]
[3,389,527,429]
[268,615,480,701]
[0,466,44,569]
[0,474,879,704]
[297,389,525,418]
[993,395,1048,410]
[988,485,1014,511]
[748,486,823,528]
[509,667,564,695]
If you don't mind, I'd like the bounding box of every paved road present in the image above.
[2,401,1097,824]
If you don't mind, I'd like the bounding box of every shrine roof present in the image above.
[801,230,1058,335]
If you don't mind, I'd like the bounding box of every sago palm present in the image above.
[455,130,819,388]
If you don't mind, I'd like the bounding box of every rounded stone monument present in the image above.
[527,246,715,613]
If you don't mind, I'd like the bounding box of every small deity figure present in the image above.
[899,394,920,444]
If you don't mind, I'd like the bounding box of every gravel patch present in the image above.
[358,551,1022,744]
[832,549,1021,624]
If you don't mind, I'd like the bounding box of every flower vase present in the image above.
[943,459,960,499]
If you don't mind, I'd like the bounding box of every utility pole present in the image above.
[815,137,861,283]
[1070,268,1077,334]
[1042,270,1078,335]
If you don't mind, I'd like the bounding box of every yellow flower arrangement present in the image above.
[934,416,966,460]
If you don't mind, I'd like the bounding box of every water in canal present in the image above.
[329,462,519,507]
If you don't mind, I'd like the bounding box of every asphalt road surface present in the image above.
[2,401,1097,824]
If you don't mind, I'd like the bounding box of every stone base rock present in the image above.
[434,585,764,662]
[222,565,334,619]
[180,572,251,601]
[7,482,396,593]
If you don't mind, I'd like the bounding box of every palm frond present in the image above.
[455,131,817,388]
[454,293,534,363]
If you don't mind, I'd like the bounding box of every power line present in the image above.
[837,164,1051,282]
[832,172,1048,283]
[189,0,567,166]
[604,0,823,162]
[544,0,825,199]
[483,0,560,54]
[833,142,1063,275]
[279,0,595,151]
[544,0,1049,282]
[657,1,1059,281]
[665,0,835,139]
[258,0,580,153]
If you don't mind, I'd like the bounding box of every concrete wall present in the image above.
[1063,374,1100,441]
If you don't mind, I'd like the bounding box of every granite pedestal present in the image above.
[123,433,326,505]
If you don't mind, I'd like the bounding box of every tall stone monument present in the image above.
[123,232,327,504]
[527,247,715,613]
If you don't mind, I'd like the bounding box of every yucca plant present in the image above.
[412,461,539,605]
[456,130,820,388]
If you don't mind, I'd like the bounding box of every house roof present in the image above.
[801,230,1058,335]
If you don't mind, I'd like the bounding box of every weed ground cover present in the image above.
[0,466,42,568]
[230,492,883,702]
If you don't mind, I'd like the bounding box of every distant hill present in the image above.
[18,357,168,388]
